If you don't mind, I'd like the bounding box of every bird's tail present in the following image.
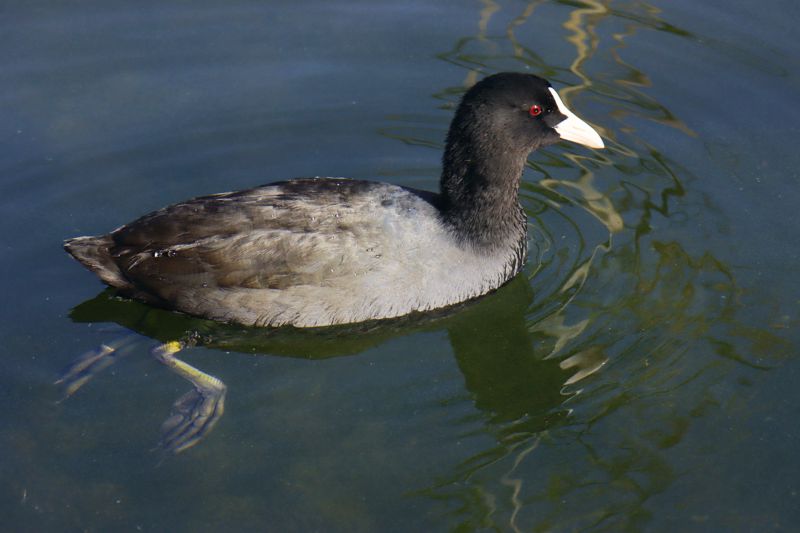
[64,235,132,290]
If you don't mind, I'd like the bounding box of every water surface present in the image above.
[2,0,799,531]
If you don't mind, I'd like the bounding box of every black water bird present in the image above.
[65,73,604,328]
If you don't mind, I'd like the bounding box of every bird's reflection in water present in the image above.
[60,274,604,455]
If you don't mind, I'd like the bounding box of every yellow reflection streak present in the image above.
[560,0,607,102]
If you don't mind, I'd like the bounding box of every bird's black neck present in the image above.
[438,133,528,252]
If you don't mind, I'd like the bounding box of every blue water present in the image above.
[2,0,799,530]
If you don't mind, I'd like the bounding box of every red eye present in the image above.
[529,104,543,117]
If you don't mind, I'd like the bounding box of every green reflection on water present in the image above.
[381,1,795,531]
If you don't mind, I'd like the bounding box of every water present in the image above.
[2,0,799,530]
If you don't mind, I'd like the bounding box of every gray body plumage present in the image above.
[65,178,526,327]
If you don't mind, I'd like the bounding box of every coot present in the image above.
[65,73,604,327]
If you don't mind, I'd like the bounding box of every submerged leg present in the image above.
[151,341,227,454]
[56,334,139,398]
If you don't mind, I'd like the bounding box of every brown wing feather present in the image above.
[106,179,389,302]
